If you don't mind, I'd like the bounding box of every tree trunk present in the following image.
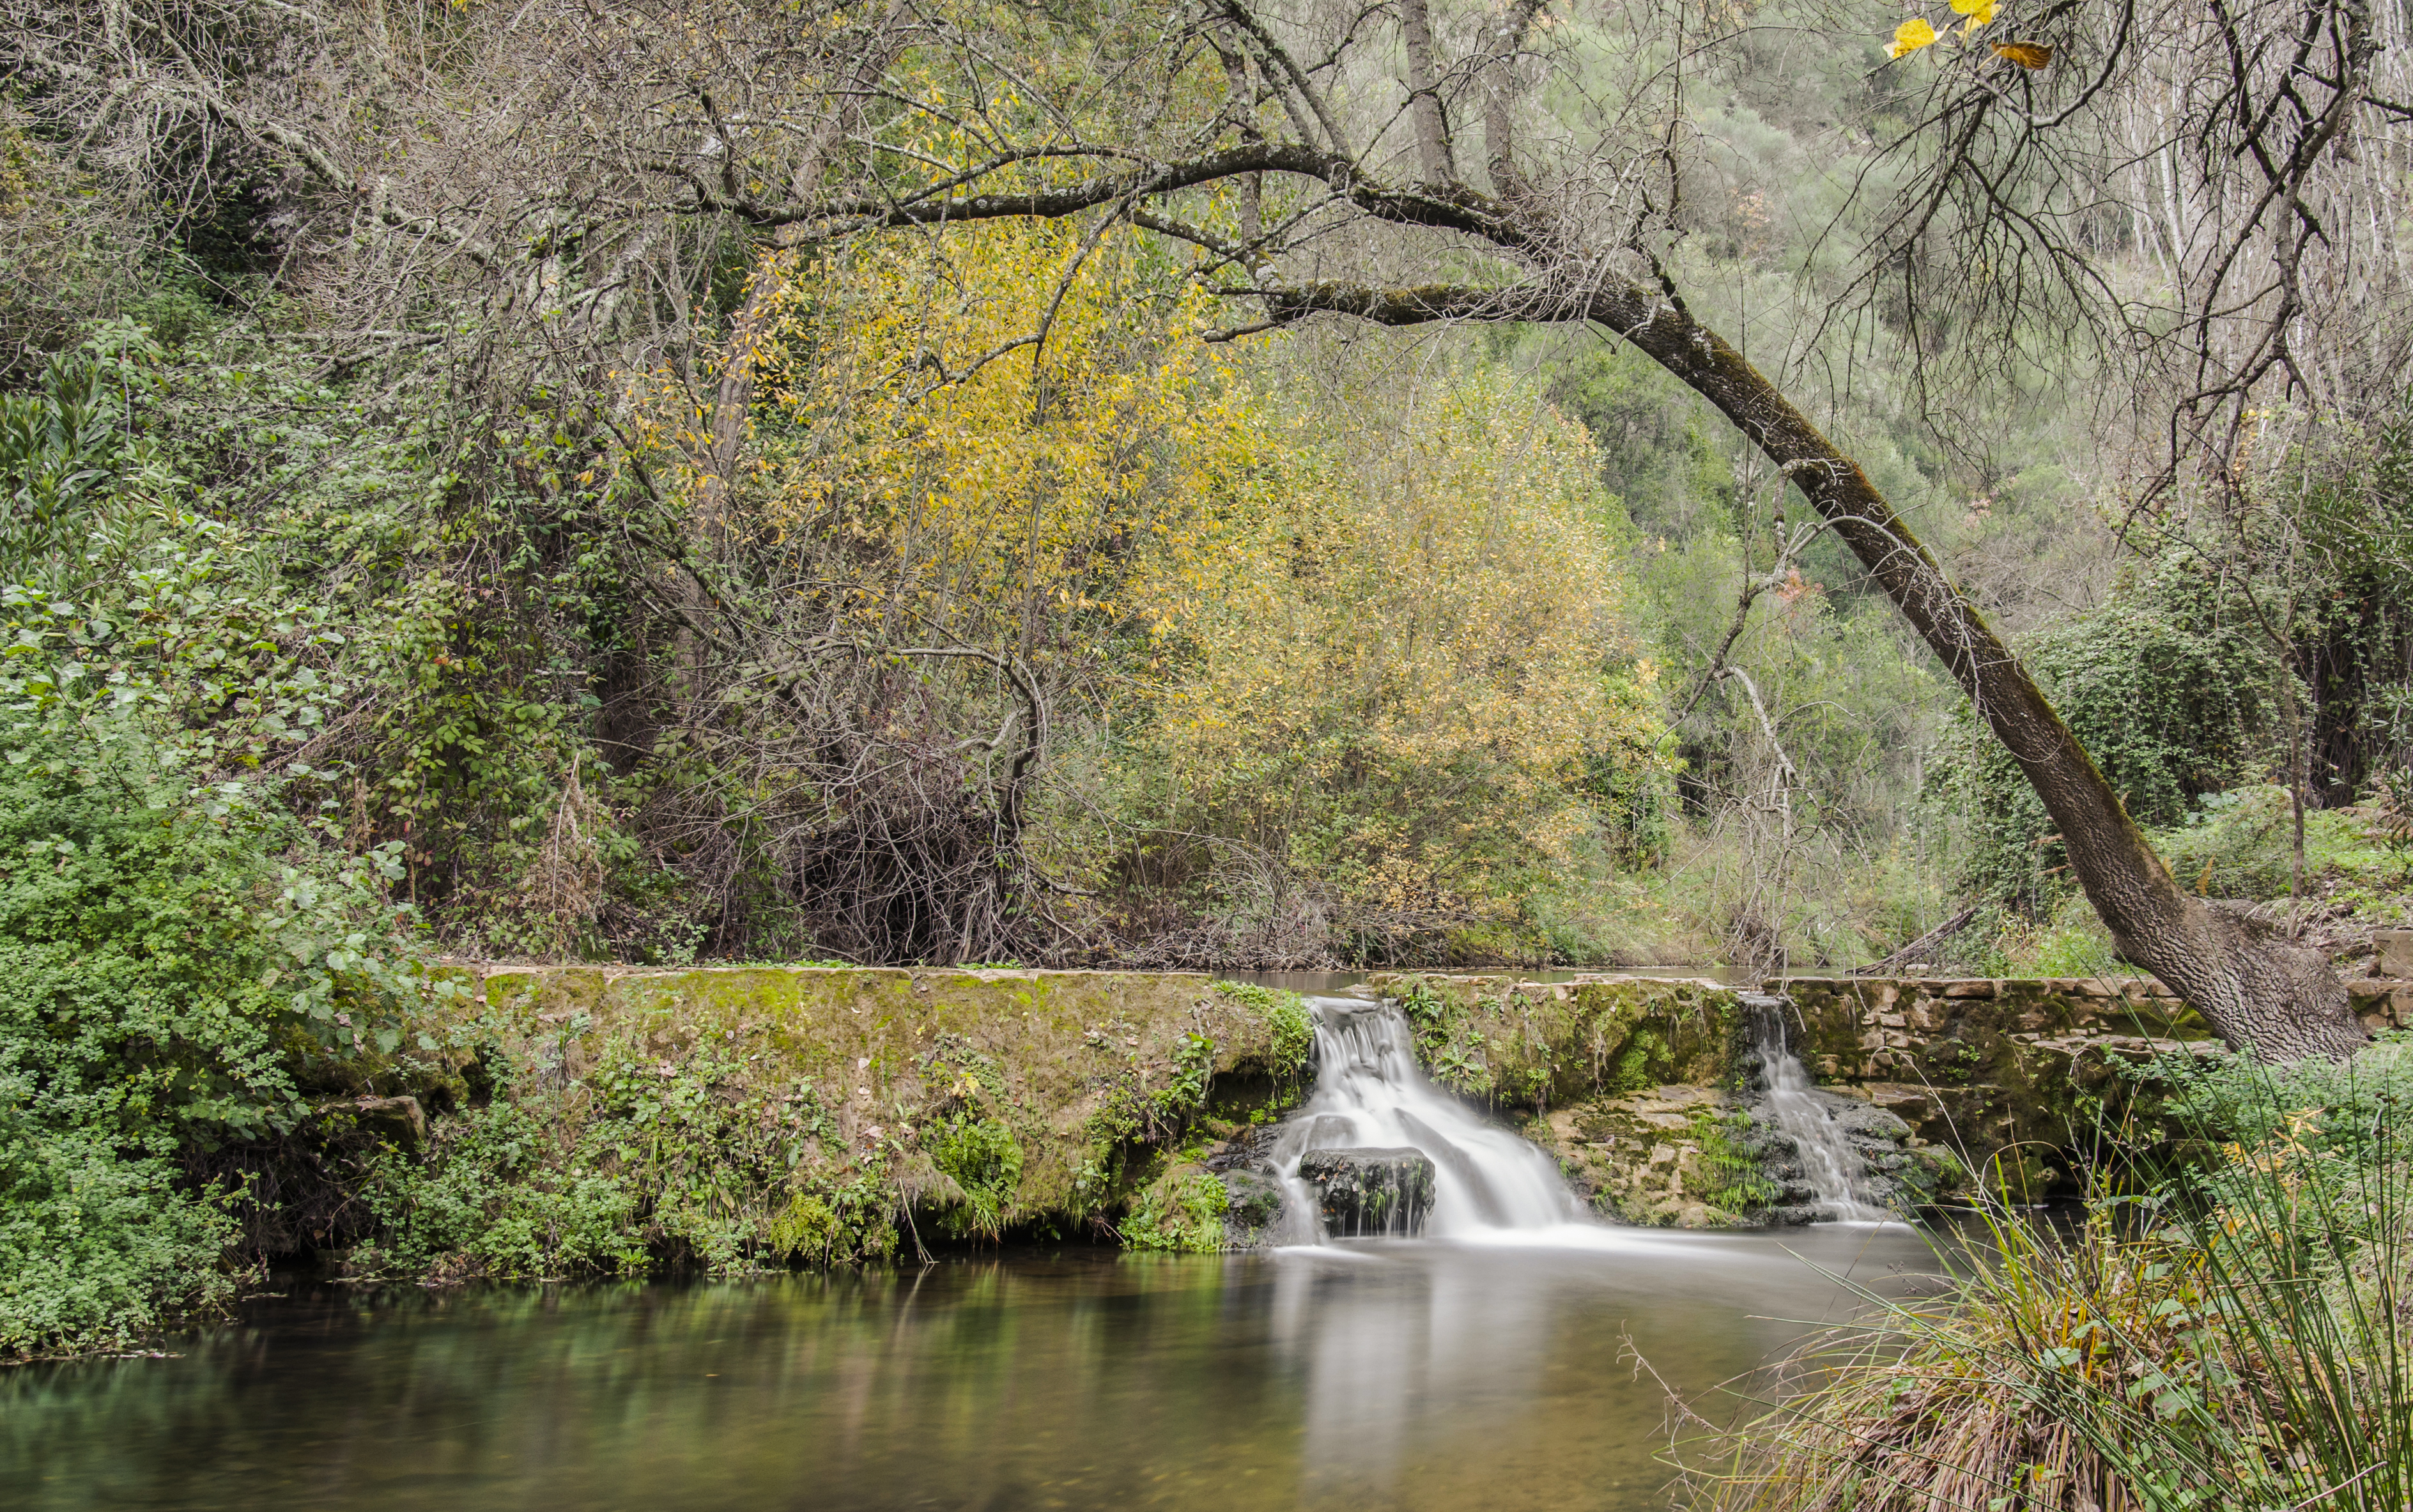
[1398,0,1455,184]
[1293,277,2366,1060]
[1614,302,2368,1061]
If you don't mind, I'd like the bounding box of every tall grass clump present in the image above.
[1691,1042,2413,1511]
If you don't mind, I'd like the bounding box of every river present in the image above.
[5,1225,1941,1512]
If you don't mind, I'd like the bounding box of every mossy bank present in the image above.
[284,967,1318,1282]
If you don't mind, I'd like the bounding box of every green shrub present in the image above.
[0,1127,240,1357]
[925,1114,1024,1238]
[364,1031,902,1277]
[1934,560,2283,908]
[2152,785,2409,902]
[0,586,434,1354]
[1971,893,2124,978]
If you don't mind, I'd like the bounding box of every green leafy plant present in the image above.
[1119,1171,1230,1253]
[0,592,438,1354]
[1214,981,1316,1080]
[1431,1039,1492,1095]
[925,1113,1024,1239]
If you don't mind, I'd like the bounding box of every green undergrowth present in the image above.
[1697,1041,2413,1511]
[2155,786,2412,907]
[354,1030,901,1280]
[1964,786,2413,978]
[0,576,449,1359]
[1119,1170,1230,1253]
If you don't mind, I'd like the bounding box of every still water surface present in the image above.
[7,1228,1939,1512]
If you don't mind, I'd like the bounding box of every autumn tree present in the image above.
[623,0,2394,1056]
[12,0,2409,1046]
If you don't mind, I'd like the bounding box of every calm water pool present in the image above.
[4,1226,1940,1511]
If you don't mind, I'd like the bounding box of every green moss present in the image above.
[1213,980,1316,1081]
[925,1115,1024,1238]
[1120,1170,1231,1253]
[1692,1107,1781,1212]
[1608,1028,1670,1093]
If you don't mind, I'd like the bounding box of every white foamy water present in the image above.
[1270,996,1589,1241]
[1748,998,1893,1223]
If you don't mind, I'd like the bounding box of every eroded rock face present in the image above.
[1296,1146,1437,1237]
[1532,1083,1959,1228]
[1539,1085,1754,1228]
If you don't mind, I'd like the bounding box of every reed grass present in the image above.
[1684,1052,2413,1511]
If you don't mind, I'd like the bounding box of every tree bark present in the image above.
[1398,0,1455,184]
[1288,277,2367,1060]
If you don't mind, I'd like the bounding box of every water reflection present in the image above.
[4,1230,1938,1512]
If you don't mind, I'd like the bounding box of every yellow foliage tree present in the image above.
[741,217,1288,656]
[628,219,1662,964]
[1136,363,1665,958]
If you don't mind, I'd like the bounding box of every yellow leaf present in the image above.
[1949,0,1995,20]
[1888,18,1939,57]
[1993,40,2055,67]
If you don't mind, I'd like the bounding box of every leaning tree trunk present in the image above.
[1281,277,2368,1060]
[670,22,2369,1058]
[1610,302,2367,1060]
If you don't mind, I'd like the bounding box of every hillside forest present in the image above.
[8,0,2413,1348]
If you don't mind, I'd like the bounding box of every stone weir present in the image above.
[1355,969,2400,1228]
[1355,971,1952,1228]
[367,964,2323,1263]
[380,965,1327,1265]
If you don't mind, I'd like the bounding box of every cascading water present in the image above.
[1269,996,1587,1241]
[1746,996,1893,1223]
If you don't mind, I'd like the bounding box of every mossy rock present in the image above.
[1365,972,1739,1109]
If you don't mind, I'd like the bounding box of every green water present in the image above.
[4,1227,1940,1511]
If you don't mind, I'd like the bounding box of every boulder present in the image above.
[1295,1146,1437,1237]
[2378,930,2413,980]
[1219,1168,1286,1245]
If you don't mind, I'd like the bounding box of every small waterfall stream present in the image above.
[1747,997,1892,1223]
[1270,996,1587,1241]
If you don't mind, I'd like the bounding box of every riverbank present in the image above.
[6,957,2294,1360]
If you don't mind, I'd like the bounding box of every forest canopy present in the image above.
[1,0,2409,979]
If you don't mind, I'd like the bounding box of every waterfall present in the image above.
[1269,997,1587,1241]
[1747,996,1892,1223]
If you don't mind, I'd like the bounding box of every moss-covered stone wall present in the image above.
[344,966,1316,1279]
[472,964,1299,1219]
[1361,970,2316,1221]
[347,964,2322,1261]
[1358,971,1739,1106]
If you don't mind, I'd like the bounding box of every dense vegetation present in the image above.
[8,0,2413,1439]
[1700,1045,2413,1511]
